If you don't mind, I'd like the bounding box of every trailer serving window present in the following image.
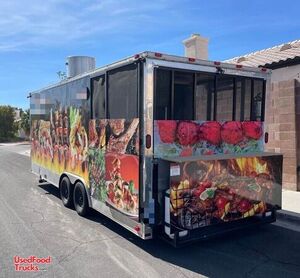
[174,71,194,120]
[195,73,214,120]
[107,63,138,119]
[215,76,234,121]
[91,75,106,119]
[155,69,172,120]
[235,78,251,121]
[154,68,265,121]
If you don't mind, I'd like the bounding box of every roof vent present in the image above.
[237,57,247,63]
[280,43,292,51]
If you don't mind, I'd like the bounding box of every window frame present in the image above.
[107,63,139,119]
[90,62,141,120]
[90,74,106,119]
[154,66,266,122]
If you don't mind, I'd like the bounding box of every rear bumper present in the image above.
[161,210,276,247]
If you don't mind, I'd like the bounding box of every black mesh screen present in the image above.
[107,64,138,119]
[92,75,106,119]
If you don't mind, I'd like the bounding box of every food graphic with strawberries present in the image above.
[154,120,264,158]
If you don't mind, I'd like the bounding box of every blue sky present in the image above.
[0,0,299,109]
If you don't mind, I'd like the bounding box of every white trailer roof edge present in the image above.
[29,51,270,96]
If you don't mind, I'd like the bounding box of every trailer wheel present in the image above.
[60,176,73,208]
[73,181,89,216]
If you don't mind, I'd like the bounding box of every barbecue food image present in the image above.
[106,154,139,217]
[106,119,139,155]
[109,119,126,136]
[38,120,53,160]
[89,119,106,149]
[31,105,89,183]
[169,156,282,229]
[69,107,88,167]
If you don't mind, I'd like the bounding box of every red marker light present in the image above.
[214,61,221,66]
[154,52,162,57]
[236,64,243,69]
[134,54,140,59]
[261,68,267,72]
[188,57,196,62]
[134,225,141,232]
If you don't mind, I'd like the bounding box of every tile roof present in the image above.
[224,39,300,68]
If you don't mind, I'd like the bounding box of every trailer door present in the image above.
[89,62,144,235]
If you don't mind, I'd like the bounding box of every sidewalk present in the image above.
[0,141,30,146]
[282,189,300,214]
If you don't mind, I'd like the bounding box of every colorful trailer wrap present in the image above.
[30,51,282,244]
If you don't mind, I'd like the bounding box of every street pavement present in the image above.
[0,143,300,278]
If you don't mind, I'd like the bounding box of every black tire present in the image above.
[60,176,73,208]
[73,181,89,216]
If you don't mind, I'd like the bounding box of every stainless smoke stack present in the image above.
[66,56,96,78]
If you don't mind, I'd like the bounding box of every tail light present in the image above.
[236,64,243,69]
[264,132,269,143]
[146,134,152,149]
[214,61,221,66]
[188,57,196,62]
[154,52,162,58]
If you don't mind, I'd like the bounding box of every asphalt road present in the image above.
[0,143,300,278]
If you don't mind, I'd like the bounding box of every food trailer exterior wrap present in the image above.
[30,52,282,245]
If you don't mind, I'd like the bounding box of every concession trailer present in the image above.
[30,52,282,246]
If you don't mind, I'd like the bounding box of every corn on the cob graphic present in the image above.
[243,201,266,218]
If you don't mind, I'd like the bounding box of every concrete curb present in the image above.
[0,141,30,146]
[277,210,300,223]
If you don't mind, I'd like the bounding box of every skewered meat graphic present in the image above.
[107,157,138,216]
[106,119,139,154]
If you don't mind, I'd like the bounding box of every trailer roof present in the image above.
[29,51,270,95]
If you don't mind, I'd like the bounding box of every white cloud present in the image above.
[0,0,173,52]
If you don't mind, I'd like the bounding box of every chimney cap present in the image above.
[183,33,209,60]
[182,34,209,44]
